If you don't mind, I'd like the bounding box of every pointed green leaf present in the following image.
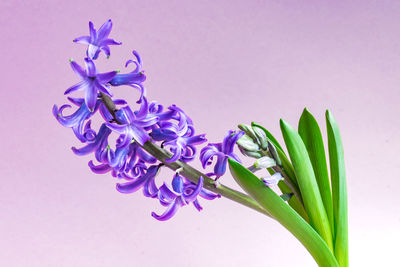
[326,110,348,267]
[299,108,334,232]
[280,119,333,251]
[228,159,338,267]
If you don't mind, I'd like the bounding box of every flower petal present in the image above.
[151,199,181,221]
[73,35,90,44]
[64,81,87,95]
[97,19,112,41]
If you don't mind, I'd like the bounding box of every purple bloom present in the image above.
[200,130,244,178]
[74,19,122,60]
[52,98,99,142]
[116,165,160,198]
[151,106,206,163]
[99,98,127,122]
[152,174,203,221]
[109,51,146,103]
[72,123,112,157]
[65,58,118,111]
[106,97,158,146]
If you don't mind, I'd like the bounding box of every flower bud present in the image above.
[252,126,268,150]
[237,134,259,151]
[262,172,283,187]
[254,156,276,169]
[238,124,257,142]
[267,141,282,166]
[239,146,263,158]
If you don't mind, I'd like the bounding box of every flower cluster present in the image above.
[53,20,219,220]
[53,20,283,221]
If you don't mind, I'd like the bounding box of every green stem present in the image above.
[141,141,272,217]
[99,92,272,218]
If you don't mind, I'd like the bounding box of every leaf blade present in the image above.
[228,159,338,267]
[326,110,348,267]
[298,108,334,232]
[280,119,333,251]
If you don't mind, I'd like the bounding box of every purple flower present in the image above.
[200,130,244,178]
[71,123,112,157]
[151,106,206,163]
[73,19,122,60]
[65,58,118,111]
[109,51,146,103]
[116,165,160,198]
[52,97,99,142]
[151,174,203,221]
[99,98,127,122]
[106,97,158,146]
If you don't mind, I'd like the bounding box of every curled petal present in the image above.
[184,176,203,203]
[199,188,220,200]
[158,184,179,203]
[193,200,203,211]
[88,161,111,174]
[151,198,183,221]
[116,174,147,194]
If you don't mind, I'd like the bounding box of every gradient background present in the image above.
[1,1,399,266]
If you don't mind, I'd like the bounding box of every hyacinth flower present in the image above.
[152,174,204,221]
[73,19,122,60]
[106,97,158,146]
[54,20,348,267]
[200,130,244,178]
[109,50,146,103]
[72,123,112,156]
[52,97,99,142]
[151,106,206,163]
[65,58,118,111]
[116,164,160,197]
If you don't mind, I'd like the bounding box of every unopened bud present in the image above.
[237,134,259,151]
[254,156,276,169]
[262,173,283,187]
[238,124,257,142]
[238,146,263,158]
[252,126,268,150]
[267,141,282,166]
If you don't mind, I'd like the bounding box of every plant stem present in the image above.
[99,93,272,218]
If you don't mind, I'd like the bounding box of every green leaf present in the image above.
[326,110,348,267]
[298,108,334,232]
[228,159,338,267]
[280,119,334,251]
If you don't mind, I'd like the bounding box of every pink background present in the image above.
[1,0,399,266]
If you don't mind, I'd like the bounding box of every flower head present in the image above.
[52,97,99,142]
[151,106,206,163]
[152,174,210,221]
[65,58,117,111]
[106,97,158,146]
[109,51,146,103]
[73,19,122,60]
[200,130,244,178]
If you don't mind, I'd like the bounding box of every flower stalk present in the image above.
[100,92,272,218]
